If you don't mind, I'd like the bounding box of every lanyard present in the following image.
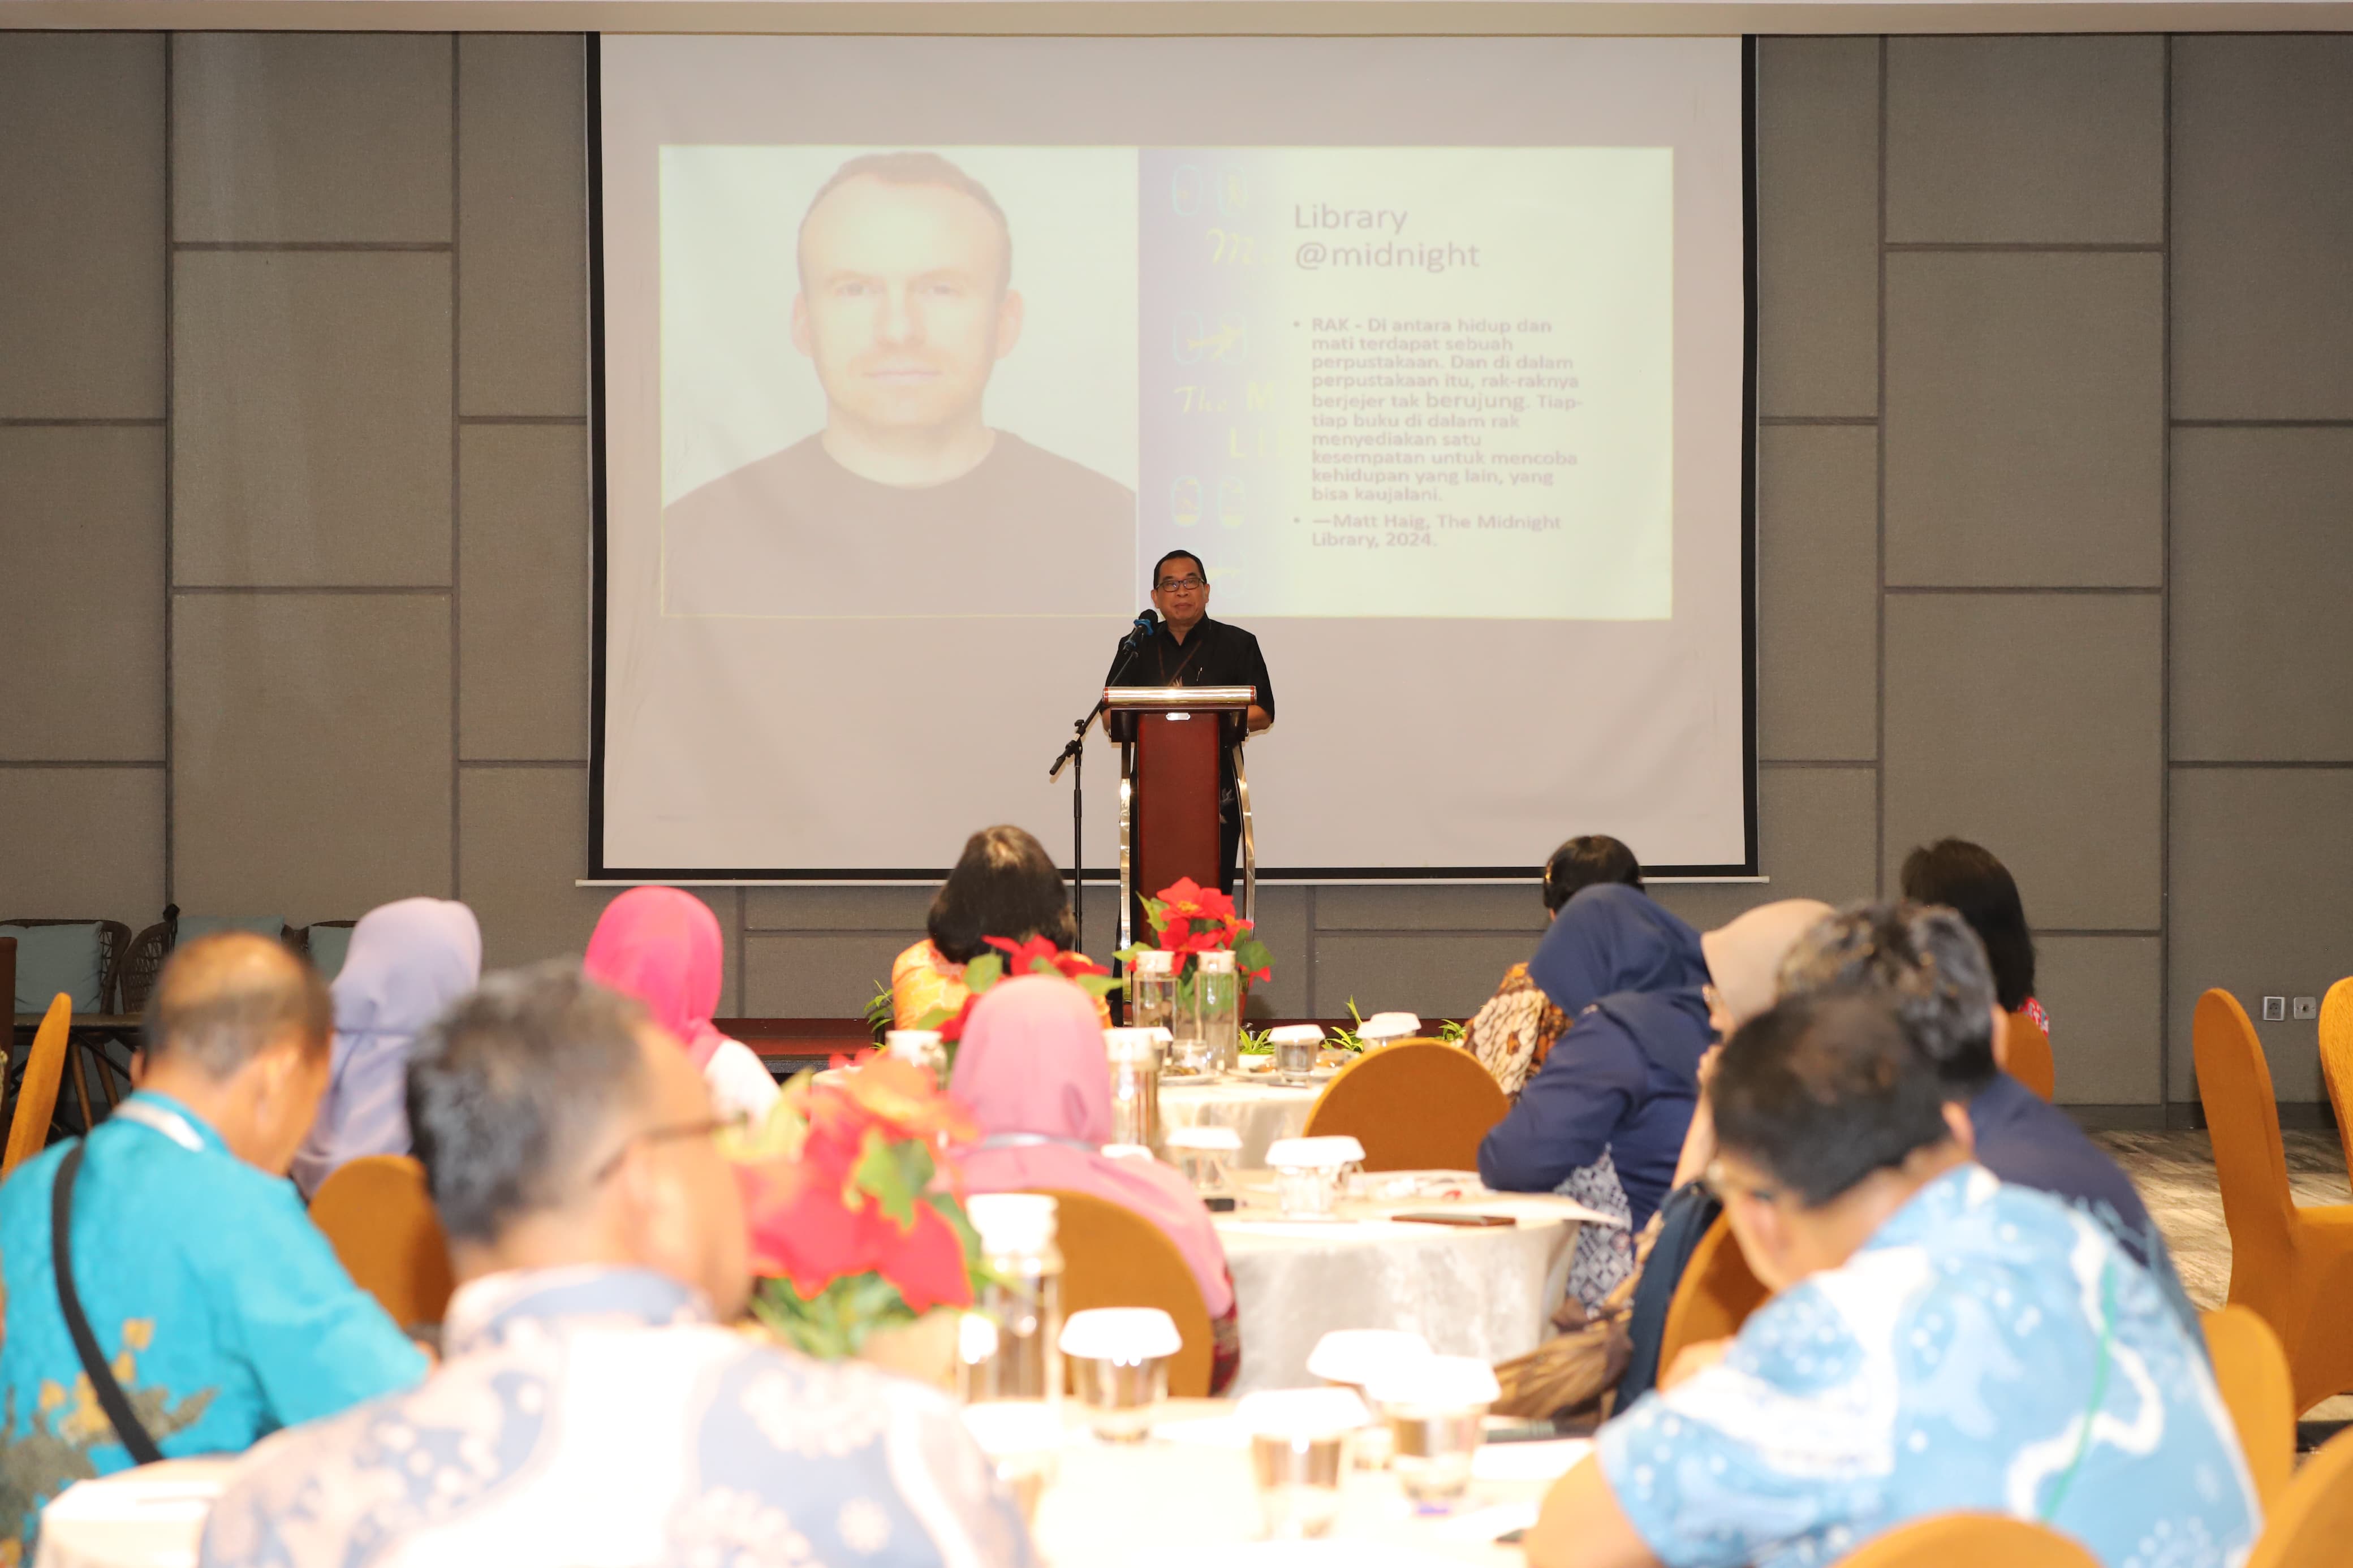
[113,1099,206,1154]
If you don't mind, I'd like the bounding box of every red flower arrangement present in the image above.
[913,933,1122,1043]
[1121,876,1274,984]
[732,1056,985,1358]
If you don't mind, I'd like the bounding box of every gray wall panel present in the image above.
[0,34,166,420]
[173,251,453,586]
[173,593,451,923]
[1757,425,1878,762]
[0,768,166,928]
[1308,932,1536,1024]
[1885,252,2164,588]
[2171,428,2353,762]
[746,932,915,1019]
[2171,38,2353,421]
[2036,935,2163,1105]
[1887,36,2165,244]
[0,429,167,762]
[1884,593,2162,931]
[172,33,451,245]
[2167,768,2353,1105]
[1754,37,1881,419]
[456,34,587,418]
[458,424,589,760]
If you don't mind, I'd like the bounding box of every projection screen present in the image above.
[593,35,1756,879]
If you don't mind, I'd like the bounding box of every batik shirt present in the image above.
[0,1092,427,1558]
[200,1267,1037,1568]
[1598,1165,2259,1568]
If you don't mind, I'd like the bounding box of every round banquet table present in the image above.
[1159,1074,1321,1168]
[1016,1398,1592,1567]
[1212,1178,1608,1396]
[33,1458,236,1568]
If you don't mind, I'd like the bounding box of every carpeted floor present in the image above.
[2096,1128,2353,1421]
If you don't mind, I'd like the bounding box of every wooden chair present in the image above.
[1028,1188,1214,1398]
[2317,977,2353,1183]
[2004,1008,2056,1102]
[4,995,73,1176]
[308,1155,456,1328]
[1300,1040,1509,1172]
[2192,988,2353,1413]
[2201,1306,2295,1511]
[2246,1423,2353,1568]
[1831,1513,2100,1567]
[1655,1211,1772,1384]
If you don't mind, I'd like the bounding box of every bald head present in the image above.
[147,932,331,1079]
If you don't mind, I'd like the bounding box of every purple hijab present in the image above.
[291,898,482,1199]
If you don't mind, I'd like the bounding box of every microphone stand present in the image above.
[1053,627,1154,964]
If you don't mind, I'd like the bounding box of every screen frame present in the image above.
[585,32,1761,884]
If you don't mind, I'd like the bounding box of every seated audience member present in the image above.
[290,897,481,1198]
[1478,885,1715,1311]
[1526,993,2258,1568]
[1901,835,2049,1036]
[1613,897,1834,1398]
[1777,900,2201,1341]
[201,964,1033,1568]
[953,975,1243,1393]
[0,935,427,1552]
[1459,834,1644,1098]
[585,885,780,1124]
[894,824,1106,1029]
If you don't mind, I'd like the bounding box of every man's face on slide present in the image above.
[793,175,1024,434]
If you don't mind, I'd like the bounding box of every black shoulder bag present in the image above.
[50,1142,164,1465]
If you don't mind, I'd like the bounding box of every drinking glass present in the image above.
[1240,1389,1368,1540]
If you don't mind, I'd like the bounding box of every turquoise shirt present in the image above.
[0,1092,428,1549]
[1599,1165,2260,1568]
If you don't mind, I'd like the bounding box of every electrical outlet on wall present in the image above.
[2294,996,2319,1021]
[2262,996,2287,1022]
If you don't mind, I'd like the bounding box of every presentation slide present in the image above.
[597,37,1751,878]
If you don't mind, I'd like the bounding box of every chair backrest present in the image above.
[0,938,15,1027]
[2005,1009,2056,1102]
[1833,1513,2101,1567]
[2193,989,2295,1256]
[2317,978,2353,1184]
[2201,1305,2295,1511]
[1656,1211,1772,1381]
[1028,1187,1214,1398]
[117,921,171,1017]
[309,1155,456,1328]
[0,920,130,1015]
[2248,1423,2353,1568]
[1301,1040,1509,1173]
[4,995,74,1176]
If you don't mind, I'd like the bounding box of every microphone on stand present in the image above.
[1118,608,1161,654]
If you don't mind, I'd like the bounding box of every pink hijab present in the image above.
[584,887,727,1069]
[950,976,1235,1316]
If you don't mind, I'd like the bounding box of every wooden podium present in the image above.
[1105,685,1257,949]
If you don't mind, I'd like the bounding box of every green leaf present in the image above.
[850,1127,921,1229]
[1074,974,1123,999]
[963,952,1005,994]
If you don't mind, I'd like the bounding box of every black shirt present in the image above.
[662,431,1134,617]
[1102,616,1275,720]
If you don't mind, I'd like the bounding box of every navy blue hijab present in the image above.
[1528,884,1714,1081]
[1480,884,1716,1220]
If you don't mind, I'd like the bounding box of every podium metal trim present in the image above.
[1232,743,1256,927]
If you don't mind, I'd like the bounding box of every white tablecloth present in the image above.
[1160,1075,1321,1168]
[33,1459,235,1568]
[1213,1180,1605,1396]
[1023,1399,1587,1567]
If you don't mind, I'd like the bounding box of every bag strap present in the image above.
[50,1142,163,1465]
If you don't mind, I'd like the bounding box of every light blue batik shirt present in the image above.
[0,1092,428,1552]
[1598,1164,2260,1568]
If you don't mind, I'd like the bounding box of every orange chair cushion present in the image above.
[1028,1187,1215,1398]
[2004,1010,2055,1102]
[308,1155,455,1328]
